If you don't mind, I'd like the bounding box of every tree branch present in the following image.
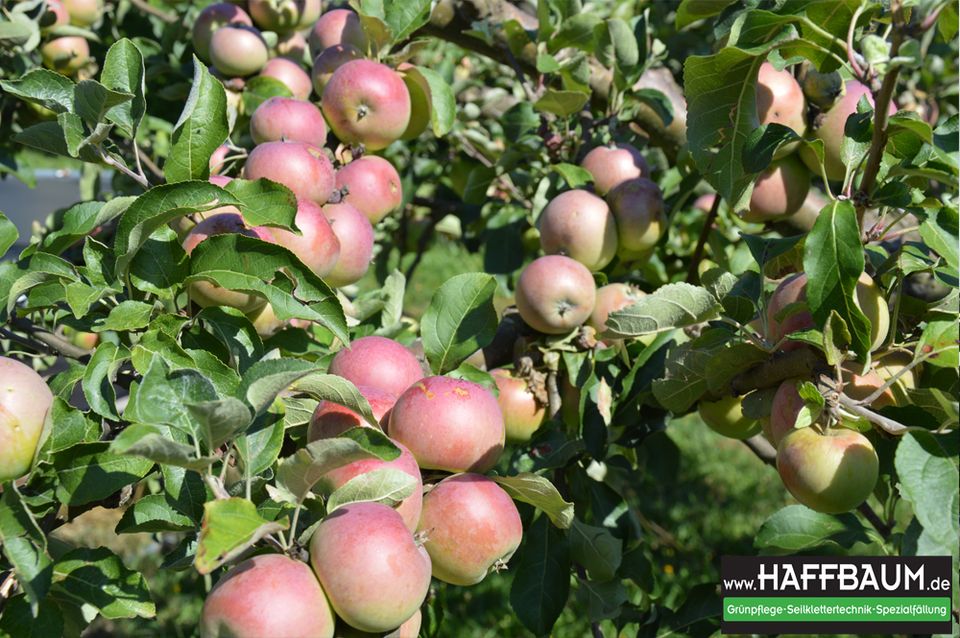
[7,317,93,359]
[856,0,905,217]
[686,194,721,284]
[741,434,777,465]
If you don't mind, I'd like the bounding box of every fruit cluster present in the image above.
[743,62,897,222]
[176,3,437,335]
[697,269,903,514]
[39,0,100,74]
[514,143,665,338]
[201,335,522,637]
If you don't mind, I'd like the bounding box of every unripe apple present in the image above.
[42,0,70,30]
[310,503,431,633]
[259,57,313,100]
[264,198,340,277]
[515,255,596,334]
[580,143,650,195]
[209,144,231,175]
[328,336,424,398]
[312,44,363,95]
[192,3,253,62]
[538,189,618,271]
[274,31,308,61]
[588,283,653,343]
[210,25,269,78]
[244,140,335,206]
[491,368,546,443]
[63,0,101,26]
[769,378,805,447]
[200,553,335,638]
[248,302,288,338]
[249,96,327,147]
[766,272,889,352]
[41,37,90,75]
[606,177,665,256]
[0,357,53,483]
[397,63,431,141]
[334,156,402,225]
[742,156,810,222]
[777,425,878,513]
[841,367,895,408]
[309,8,367,58]
[874,351,918,405]
[389,376,505,473]
[322,60,411,151]
[417,473,523,586]
[322,202,375,287]
[182,213,270,313]
[697,395,761,439]
[62,326,99,350]
[800,80,897,181]
[756,62,806,157]
[248,0,320,33]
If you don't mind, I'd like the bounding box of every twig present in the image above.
[856,0,905,218]
[730,348,824,395]
[857,502,892,538]
[854,345,953,406]
[837,394,909,435]
[100,151,151,190]
[741,434,777,465]
[919,1,947,32]
[130,0,177,23]
[137,144,165,180]
[686,194,721,284]
[846,4,868,82]
[7,317,93,359]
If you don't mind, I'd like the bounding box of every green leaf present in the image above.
[187,234,348,344]
[0,490,52,613]
[82,342,130,420]
[276,429,400,502]
[895,431,959,554]
[13,121,101,163]
[53,442,154,506]
[676,0,738,29]
[37,196,135,255]
[92,300,154,332]
[165,56,229,183]
[755,505,873,553]
[125,357,218,436]
[917,319,959,369]
[238,358,319,417]
[241,75,292,114]
[0,211,18,255]
[234,409,285,477]
[411,66,456,137]
[113,180,242,275]
[684,30,795,210]
[493,473,574,529]
[128,226,189,297]
[743,123,802,173]
[534,89,589,117]
[223,178,298,229]
[115,494,195,533]
[100,38,146,136]
[57,112,84,157]
[802,199,870,359]
[194,306,263,373]
[39,398,100,454]
[548,13,602,53]
[577,579,628,622]
[326,468,417,512]
[919,206,959,273]
[421,272,498,374]
[290,373,377,426]
[187,398,254,449]
[509,515,570,636]
[109,423,216,471]
[551,163,594,188]
[52,547,155,619]
[606,282,720,337]
[0,68,75,113]
[74,79,134,128]
[0,598,63,638]
[194,498,289,574]
[568,519,622,582]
